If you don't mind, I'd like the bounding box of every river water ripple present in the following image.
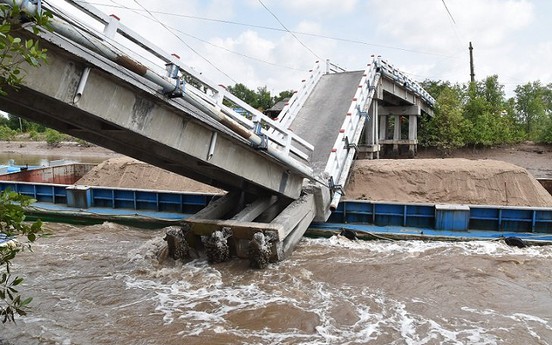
[1,222,551,344]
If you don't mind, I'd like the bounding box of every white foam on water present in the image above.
[461,306,552,343]
[513,313,552,343]
[303,236,552,259]
[304,284,501,345]
[121,259,303,336]
[113,234,551,343]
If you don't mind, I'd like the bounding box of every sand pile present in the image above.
[344,159,552,207]
[77,157,551,207]
[76,157,224,193]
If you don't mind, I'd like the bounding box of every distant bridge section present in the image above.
[275,58,435,211]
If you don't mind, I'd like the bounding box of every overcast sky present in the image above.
[51,0,551,97]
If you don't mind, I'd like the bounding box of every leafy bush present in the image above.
[0,125,16,141]
[0,190,42,323]
[28,129,41,141]
[45,128,64,147]
[75,137,93,147]
[539,117,552,144]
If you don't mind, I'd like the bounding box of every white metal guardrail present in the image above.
[323,56,436,209]
[72,0,316,167]
[323,57,381,209]
[11,0,316,177]
[275,60,324,131]
[377,58,436,106]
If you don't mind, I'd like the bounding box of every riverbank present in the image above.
[0,141,122,160]
[417,142,552,178]
[2,140,550,178]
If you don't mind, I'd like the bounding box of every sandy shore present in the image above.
[417,142,552,179]
[0,141,122,159]
[2,140,549,178]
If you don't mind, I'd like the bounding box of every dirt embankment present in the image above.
[0,141,121,159]
[417,142,552,179]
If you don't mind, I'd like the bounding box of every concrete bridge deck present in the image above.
[290,71,366,175]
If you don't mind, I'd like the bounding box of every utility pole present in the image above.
[469,41,475,82]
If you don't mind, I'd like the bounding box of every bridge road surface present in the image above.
[289,71,365,176]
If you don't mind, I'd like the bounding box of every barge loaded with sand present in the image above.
[1,158,552,252]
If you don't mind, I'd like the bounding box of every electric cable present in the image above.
[77,0,451,58]
[102,0,304,72]
[257,0,321,60]
[439,0,465,51]
[441,0,456,24]
[132,0,238,84]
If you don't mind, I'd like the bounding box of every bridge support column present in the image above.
[393,115,401,154]
[361,100,380,160]
[408,115,417,157]
[378,113,387,144]
[182,191,317,265]
[378,105,421,158]
[375,100,380,159]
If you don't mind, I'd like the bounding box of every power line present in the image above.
[439,0,464,49]
[441,0,456,24]
[256,0,321,60]
[103,0,304,72]
[172,29,304,72]
[77,0,451,57]
[131,0,238,84]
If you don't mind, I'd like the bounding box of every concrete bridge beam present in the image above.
[0,36,306,199]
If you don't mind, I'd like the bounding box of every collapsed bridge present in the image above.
[0,0,435,265]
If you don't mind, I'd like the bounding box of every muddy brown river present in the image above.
[1,222,551,344]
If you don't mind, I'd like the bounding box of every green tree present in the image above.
[537,83,552,143]
[45,127,65,147]
[0,3,50,95]
[0,124,16,140]
[6,114,45,133]
[0,2,49,323]
[226,83,281,112]
[514,81,548,140]
[463,76,517,147]
[499,97,527,144]
[483,75,505,115]
[255,85,272,111]
[420,85,467,155]
[1,190,42,323]
[226,83,257,107]
[420,79,453,100]
[540,117,552,143]
[273,89,294,104]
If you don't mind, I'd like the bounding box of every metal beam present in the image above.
[378,105,421,116]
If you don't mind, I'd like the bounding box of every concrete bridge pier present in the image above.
[378,105,420,158]
[180,184,329,266]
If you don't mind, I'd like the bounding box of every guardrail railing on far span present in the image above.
[323,57,381,209]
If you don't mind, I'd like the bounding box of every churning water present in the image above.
[1,222,551,344]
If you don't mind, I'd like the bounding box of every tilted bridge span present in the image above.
[0,0,434,265]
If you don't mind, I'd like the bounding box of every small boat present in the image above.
[0,233,17,248]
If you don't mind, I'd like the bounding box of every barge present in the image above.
[1,177,551,244]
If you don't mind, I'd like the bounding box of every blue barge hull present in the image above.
[2,181,552,243]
